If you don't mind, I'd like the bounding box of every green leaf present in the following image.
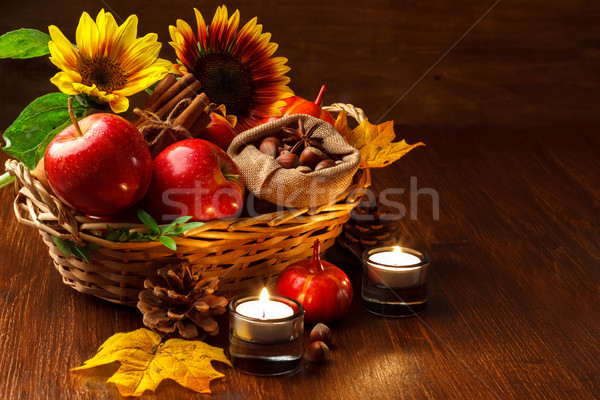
[170,222,204,236]
[137,210,160,234]
[86,242,101,252]
[0,28,51,59]
[71,245,91,263]
[159,236,177,251]
[2,93,88,169]
[52,236,73,256]
[51,236,94,263]
[159,216,192,235]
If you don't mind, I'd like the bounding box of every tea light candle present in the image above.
[232,288,299,342]
[236,288,294,320]
[366,246,426,288]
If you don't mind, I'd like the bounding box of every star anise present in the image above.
[282,119,326,154]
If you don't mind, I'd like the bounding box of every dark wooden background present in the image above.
[1,1,599,399]
[1,0,599,129]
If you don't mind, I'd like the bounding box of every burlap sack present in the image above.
[228,114,361,208]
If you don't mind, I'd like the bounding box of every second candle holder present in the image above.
[229,293,304,376]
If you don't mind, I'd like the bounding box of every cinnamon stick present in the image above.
[141,74,177,110]
[133,74,178,126]
[172,93,211,131]
[150,73,198,113]
[188,110,212,138]
[154,80,202,121]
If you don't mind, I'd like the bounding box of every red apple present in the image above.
[44,113,152,217]
[262,85,336,126]
[144,139,245,222]
[199,110,238,150]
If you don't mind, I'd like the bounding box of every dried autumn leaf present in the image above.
[72,328,231,397]
[335,110,424,168]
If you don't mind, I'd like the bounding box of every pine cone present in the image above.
[137,262,228,340]
[343,201,400,249]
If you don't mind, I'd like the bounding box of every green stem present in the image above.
[0,172,16,189]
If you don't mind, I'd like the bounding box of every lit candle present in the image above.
[366,246,426,288]
[369,246,421,266]
[236,288,294,320]
[232,288,299,342]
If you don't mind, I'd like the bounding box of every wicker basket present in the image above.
[5,104,370,306]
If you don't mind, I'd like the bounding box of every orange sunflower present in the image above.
[169,6,293,131]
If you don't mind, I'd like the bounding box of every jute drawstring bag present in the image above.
[228,114,361,208]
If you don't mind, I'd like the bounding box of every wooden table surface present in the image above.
[1,1,599,399]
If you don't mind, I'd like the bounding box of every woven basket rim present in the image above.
[5,104,371,249]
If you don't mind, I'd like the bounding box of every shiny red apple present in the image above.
[199,110,238,150]
[262,85,336,126]
[44,112,152,217]
[144,139,245,222]
[275,239,353,324]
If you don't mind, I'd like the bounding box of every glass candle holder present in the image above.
[229,294,304,376]
[362,246,430,317]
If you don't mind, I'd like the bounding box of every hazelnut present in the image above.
[314,159,337,171]
[279,148,291,156]
[299,147,327,169]
[276,152,300,169]
[296,165,313,174]
[310,323,332,346]
[259,136,282,158]
[304,341,329,363]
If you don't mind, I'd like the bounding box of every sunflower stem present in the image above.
[0,172,16,189]
[68,97,84,138]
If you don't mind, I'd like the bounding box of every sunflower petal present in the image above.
[96,9,119,57]
[75,12,99,60]
[50,71,81,95]
[109,14,138,60]
[118,33,162,72]
[48,25,79,70]
[194,8,208,53]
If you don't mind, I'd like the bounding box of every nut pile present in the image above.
[304,323,333,363]
[257,120,342,173]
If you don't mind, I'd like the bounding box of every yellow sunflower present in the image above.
[48,9,172,113]
[169,5,293,131]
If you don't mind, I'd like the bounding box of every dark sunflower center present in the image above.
[193,53,253,116]
[80,57,127,92]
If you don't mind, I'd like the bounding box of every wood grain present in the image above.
[1,126,599,399]
[0,0,599,399]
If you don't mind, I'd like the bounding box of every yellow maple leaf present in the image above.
[335,110,425,168]
[72,328,231,397]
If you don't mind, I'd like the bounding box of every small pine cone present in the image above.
[137,262,228,340]
[343,201,400,249]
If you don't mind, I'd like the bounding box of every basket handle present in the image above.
[323,103,367,124]
[5,159,83,244]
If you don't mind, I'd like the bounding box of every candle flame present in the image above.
[259,287,269,319]
[260,287,269,302]
[392,246,403,255]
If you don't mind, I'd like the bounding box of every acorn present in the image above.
[300,147,327,169]
[276,152,300,169]
[259,136,283,158]
[314,159,337,171]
